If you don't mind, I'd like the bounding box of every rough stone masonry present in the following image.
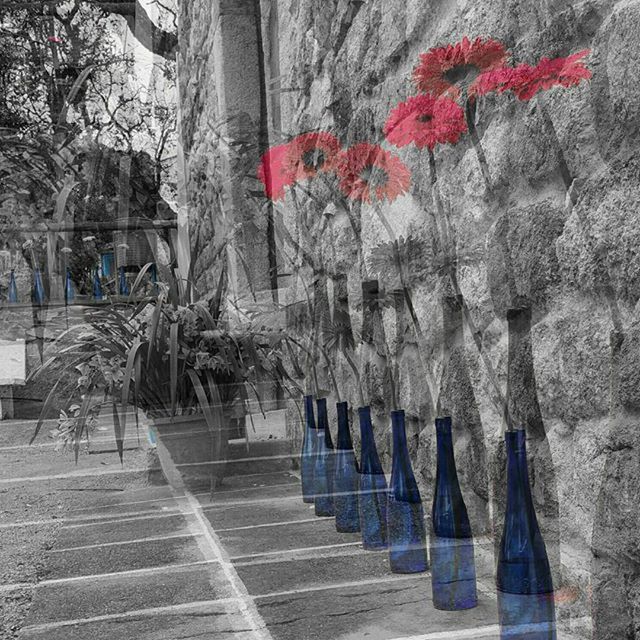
[178,2,640,638]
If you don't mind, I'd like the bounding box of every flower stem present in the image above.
[428,151,510,429]
[370,204,438,413]
[343,348,365,408]
[465,97,493,191]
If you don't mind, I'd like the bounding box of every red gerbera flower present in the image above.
[257,144,296,201]
[413,36,508,100]
[336,143,411,204]
[472,66,520,97]
[384,94,467,150]
[284,132,341,180]
[505,50,592,101]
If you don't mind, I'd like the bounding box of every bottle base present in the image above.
[362,541,388,551]
[433,594,478,611]
[430,536,477,610]
[389,563,429,574]
[497,590,557,640]
[336,524,361,533]
[387,495,428,575]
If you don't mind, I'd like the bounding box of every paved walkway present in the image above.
[3,413,507,640]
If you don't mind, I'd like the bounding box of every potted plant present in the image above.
[30,264,297,490]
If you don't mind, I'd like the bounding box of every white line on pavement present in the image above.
[229,541,362,561]
[49,531,202,553]
[155,437,275,640]
[0,559,221,592]
[18,598,242,634]
[216,516,321,532]
[202,494,302,508]
[0,508,184,531]
[0,466,161,484]
[386,625,501,640]
[177,453,295,467]
[252,573,423,600]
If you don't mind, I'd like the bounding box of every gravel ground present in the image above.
[0,522,61,639]
[0,433,160,639]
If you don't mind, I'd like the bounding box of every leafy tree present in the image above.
[0,0,177,289]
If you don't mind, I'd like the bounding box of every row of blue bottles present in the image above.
[301,397,360,531]
[6,267,133,304]
[299,397,555,636]
[7,268,73,305]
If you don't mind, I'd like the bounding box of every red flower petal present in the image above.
[384,94,467,150]
[336,143,411,204]
[257,144,296,201]
[506,50,592,101]
[472,66,519,96]
[413,36,509,99]
[283,132,341,180]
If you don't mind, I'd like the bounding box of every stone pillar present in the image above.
[212,0,271,299]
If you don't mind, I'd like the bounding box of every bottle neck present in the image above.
[435,417,458,481]
[316,398,333,448]
[359,406,383,474]
[336,401,353,450]
[433,417,471,537]
[304,395,317,429]
[390,409,420,502]
[391,410,410,468]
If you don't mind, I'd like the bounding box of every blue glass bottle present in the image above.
[33,268,46,305]
[93,268,103,301]
[314,398,335,517]
[431,417,478,610]
[64,268,75,304]
[118,266,129,296]
[358,406,388,550]
[301,395,318,503]
[497,429,556,639]
[333,401,360,533]
[388,410,428,573]
[101,251,115,278]
[150,263,159,295]
[8,270,18,303]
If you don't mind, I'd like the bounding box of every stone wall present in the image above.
[179,1,640,637]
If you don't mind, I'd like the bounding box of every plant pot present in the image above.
[114,230,154,268]
[150,413,230,490]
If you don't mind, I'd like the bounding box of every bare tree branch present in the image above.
[1,0,177,59]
